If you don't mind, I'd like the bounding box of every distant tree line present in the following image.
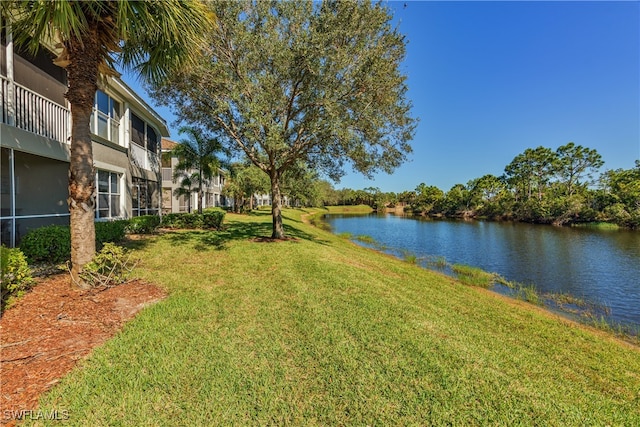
[319,143,640,229]
[219,142,638,229]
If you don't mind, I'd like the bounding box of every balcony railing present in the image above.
[130,142,160,173]
[1,75,70,144]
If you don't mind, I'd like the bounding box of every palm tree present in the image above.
[1,1,211,287]
[171,126,226,214]
[172,173,196,214]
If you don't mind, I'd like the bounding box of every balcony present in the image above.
[130,142,160,173]
[1,75,70,144]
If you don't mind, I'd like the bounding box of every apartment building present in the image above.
[160,138,229,213]
[1,24,168,246]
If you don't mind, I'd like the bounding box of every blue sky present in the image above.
[122,0,640,193]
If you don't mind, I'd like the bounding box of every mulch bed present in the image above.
[0,274,167,425]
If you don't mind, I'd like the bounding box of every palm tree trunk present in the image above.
[64,33,100,288]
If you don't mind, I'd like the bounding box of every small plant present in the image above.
[1,245,34,310]
[337,232,353,239]
[78,243,138,288]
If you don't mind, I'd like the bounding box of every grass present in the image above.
[353,234,377,244]
[451,263,495,288]
[32,208,640,426]
[516,284,542,305]
[571,222,620,230]
[400,249,419,265]
[426,255,448,269]
[324,204,374,214]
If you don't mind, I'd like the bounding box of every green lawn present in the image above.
[34,209,640,426]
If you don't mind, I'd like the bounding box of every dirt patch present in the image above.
[0,274,166,425]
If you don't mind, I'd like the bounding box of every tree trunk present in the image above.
[198,168,204,214]
[65,33,100,288]
[270,171,285,239]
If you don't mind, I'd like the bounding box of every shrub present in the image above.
[19,225,70,264]
[1,245,34,310]
[79,243,137,288]
[20,221,128,264]
[127,215,160,234]
[181,213,205,229]
[161,211,225,230]
[95,220,128,246]
[160,213,184,229]
[202,210,225,229]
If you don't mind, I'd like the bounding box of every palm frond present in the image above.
[3,0,213,82]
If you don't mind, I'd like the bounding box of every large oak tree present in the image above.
[2,0,211,286]
[151,0,416,238]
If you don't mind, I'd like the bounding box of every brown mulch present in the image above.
[0,274,167,425]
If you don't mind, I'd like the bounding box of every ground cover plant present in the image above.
[33,209,640,426]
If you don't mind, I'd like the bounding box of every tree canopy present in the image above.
[150,0,416,238]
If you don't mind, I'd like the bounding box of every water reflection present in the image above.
[326,213,640,328]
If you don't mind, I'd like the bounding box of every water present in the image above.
[326,213,640,328]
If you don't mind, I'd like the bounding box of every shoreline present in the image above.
[315,206,639,345]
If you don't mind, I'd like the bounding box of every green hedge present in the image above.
[19,220,128,264]
[96,220,128,244]
[161,210,225,230]
[18,210,225,264]
[19,225,70,264]
[127,215,161,234]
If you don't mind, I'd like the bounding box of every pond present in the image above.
[326,213,640,329]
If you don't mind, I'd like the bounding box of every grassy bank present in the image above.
[324,204,373,214]
[34,209,640,426]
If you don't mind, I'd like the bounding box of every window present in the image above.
[132,177,159,217]
[178,194,190,213]
[147,126,158,153]
[130,113,159,153]
[96,170,121,219]
[91,91,120,144]
[131,113,146,147]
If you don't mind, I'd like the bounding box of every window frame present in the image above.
[95,169,122,219]
[91,90,121,145]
